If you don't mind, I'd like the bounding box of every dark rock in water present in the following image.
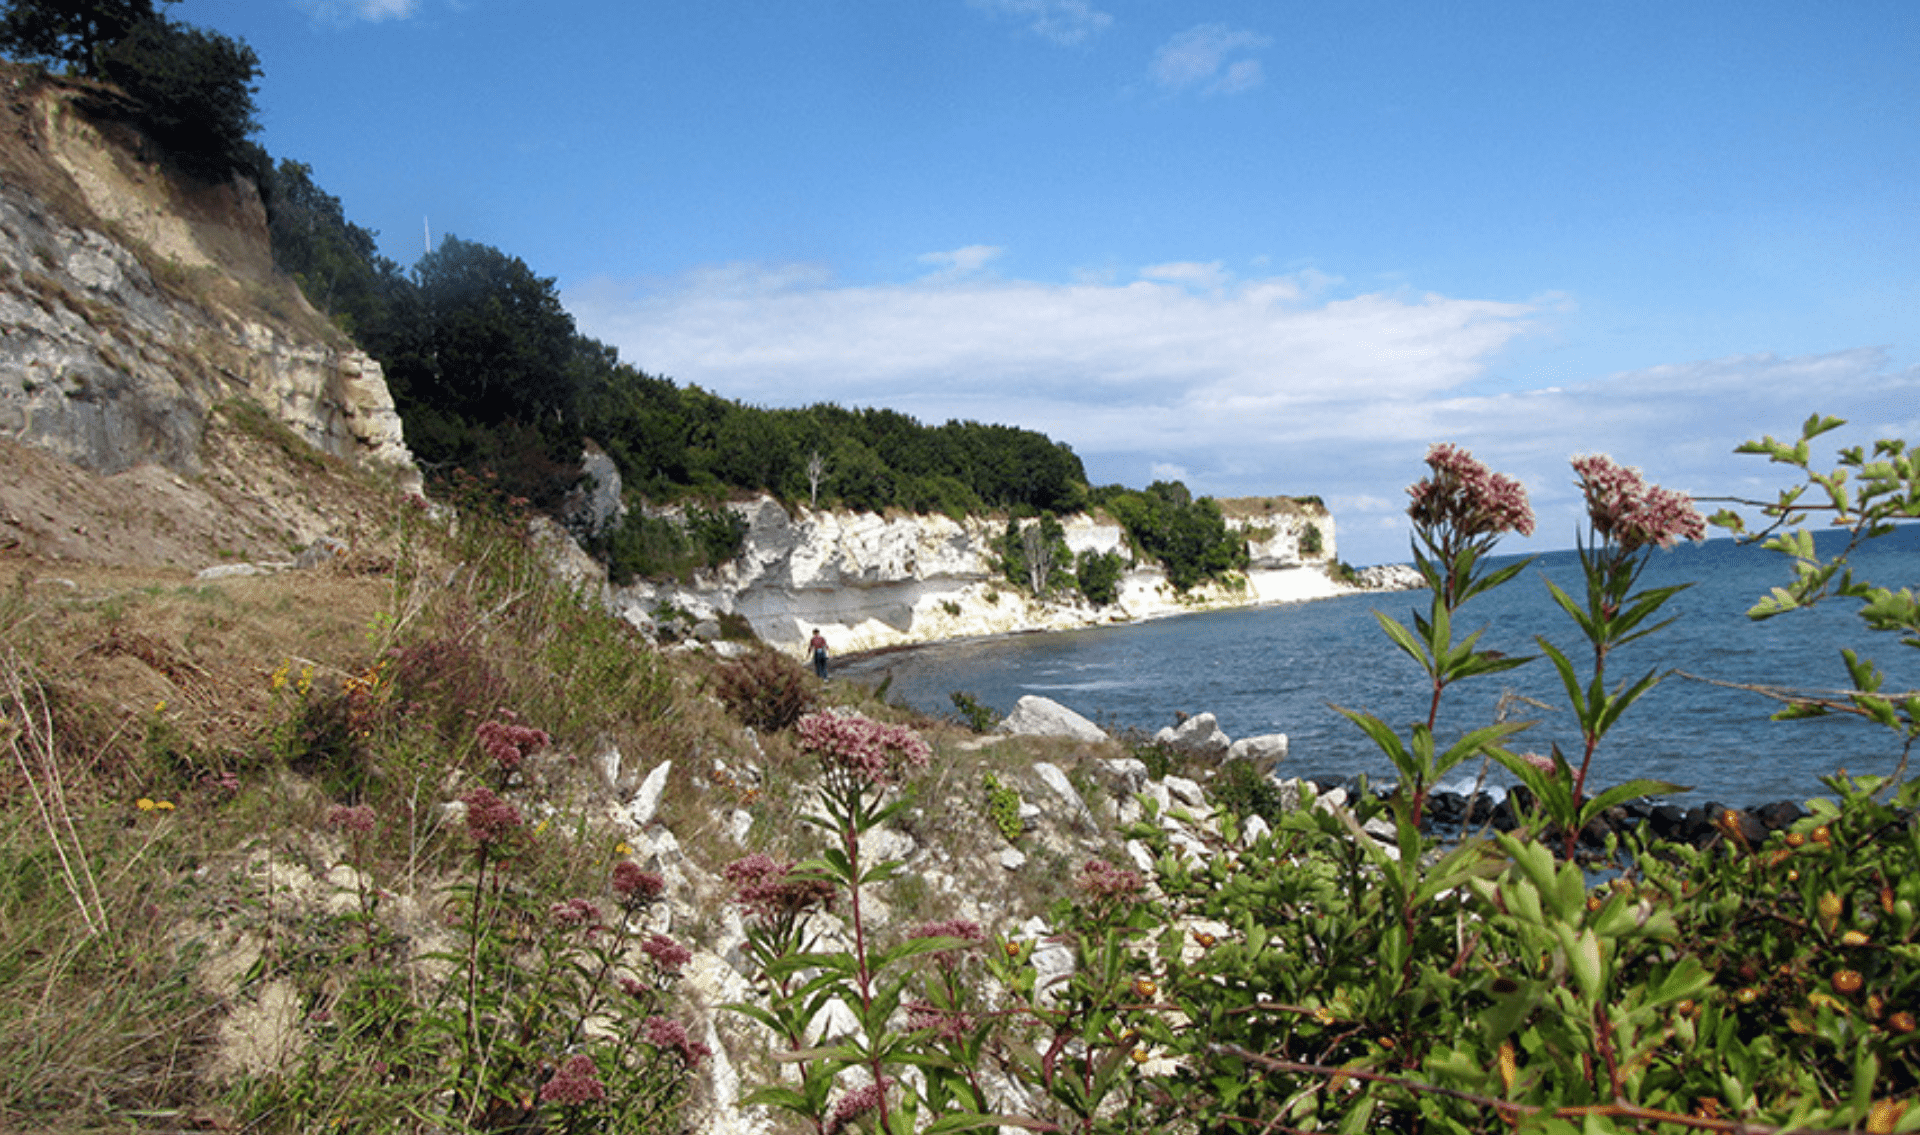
[1427,792,1465,825]
[1726,808,1770,847]
[1646,804,1685,841]
[1754,800,1806,831]
[1466,794,1497,825]
[1680,803,1723,845]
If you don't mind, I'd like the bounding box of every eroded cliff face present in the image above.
[612,495,1348,653]
[0,69,416,484]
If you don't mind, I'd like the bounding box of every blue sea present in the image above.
[839,526,1920,808]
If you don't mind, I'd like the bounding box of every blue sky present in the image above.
[174,0,1919,565]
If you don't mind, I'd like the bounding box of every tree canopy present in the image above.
[0,0,263,180]
[0,0,159,76]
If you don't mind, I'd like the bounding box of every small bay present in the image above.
[840,525,1920,808]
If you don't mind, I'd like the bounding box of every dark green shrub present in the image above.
[1300,521,1324,556]
[949,691,998,733]
[1075,548,1126,606]
[1209,758,1289,824]
[712,650,817,733]
[682,501,748,566]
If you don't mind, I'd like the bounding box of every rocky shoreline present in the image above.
[999,693,1828,850]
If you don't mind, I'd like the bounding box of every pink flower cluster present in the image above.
[539,1053,606,1107]
[642,933,692,974]
[796,712,932,787]
[1515,751,1559,776]
[642,1015,713,1066]
[549,897,603,929]
[461,787,522,845]
[1407,443,1536,539]
[825,1078,892,1135]
[907,1000,976,1044]
[1077,858,1146,902]
[611,861,665,908]
[476,716,550,771]
[723,853,836,920]
[910,918,985,944]
[1570,454,1707,553]
[326,804,377,834]
[909,918,985,969]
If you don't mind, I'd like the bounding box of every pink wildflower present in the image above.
[910,918,985,944]
[642,1015,713,1066]
[549,897,603,929]
[461,787,522,845]
[641,933,693,974]
[1570,454,1707,553]
[1516,751,1559,776]
[611,861,665,908]
[476,716,550,771]
[909,919,985,969]
[539,1054,606,1107]
[1077,858,1146,902]
[1407,443,1536,539]
[326,804,377,834]
[618,975,650,998]
[907,1000,976,1044]
[796,712,931,787]
[723,853,836,920]
[825,1079,892,1135]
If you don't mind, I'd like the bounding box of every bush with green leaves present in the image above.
[1075,547,1126,606]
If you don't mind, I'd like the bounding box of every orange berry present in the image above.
[1842,929,1870,948]
[1132,977,1158,999]
[1888,1011,1917,1034]
[1832,970,1864,996]
[1005,941,1022,957]
[1192,931,1216,948]
[1734,987,1761,1005]
[1130,1047,1150,1064]
[1812,825,1832,845]
[1785,830,1806,848]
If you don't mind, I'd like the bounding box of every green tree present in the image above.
[94,13,260,178]
[375,236,581,439]
[266,160,400,336]
[0,0,160,76]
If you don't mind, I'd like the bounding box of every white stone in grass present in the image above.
[628,759,671,828]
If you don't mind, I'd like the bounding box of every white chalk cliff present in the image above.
[610,495,1352,654]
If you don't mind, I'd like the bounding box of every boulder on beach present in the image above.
[1154,712,1231,760]
[1227,732,1289,769]
[996,695,1109,744]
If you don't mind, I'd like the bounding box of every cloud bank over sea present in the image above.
[570,258,1917,566]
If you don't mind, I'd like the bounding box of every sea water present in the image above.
[838,526,1920,808]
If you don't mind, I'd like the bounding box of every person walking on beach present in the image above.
[809,629,829,680]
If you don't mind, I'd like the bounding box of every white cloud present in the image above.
[918,245,1003,281]
[300,0,418,23]
[565,258,1916,566]
[1150,24,1272,95]
[969,0,1113,46]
